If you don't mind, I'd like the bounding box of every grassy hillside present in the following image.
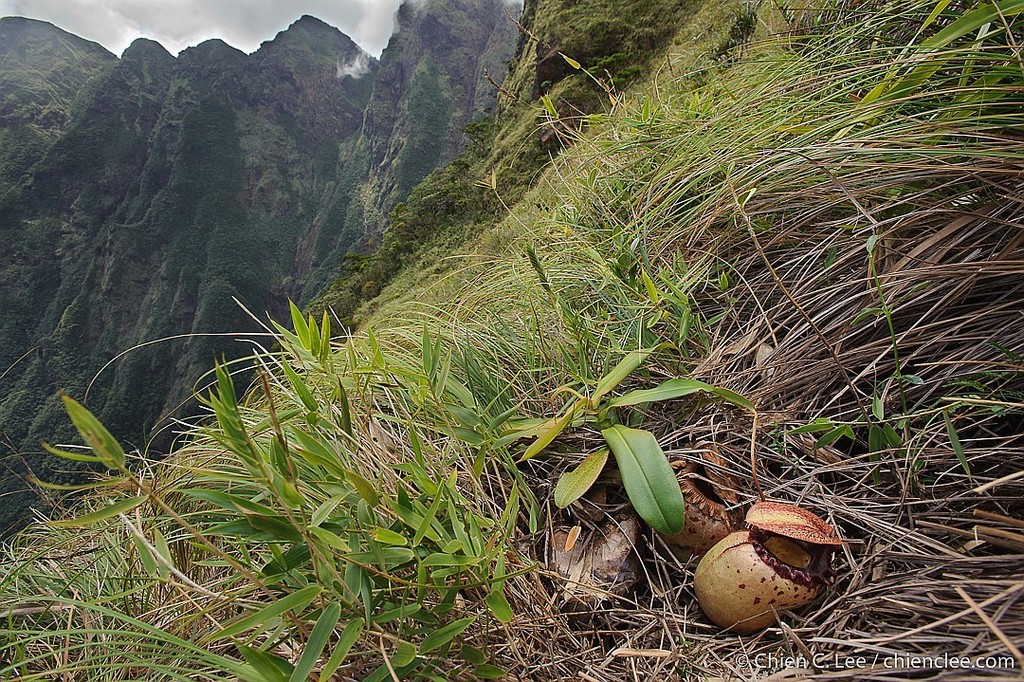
[2,1,1023,680]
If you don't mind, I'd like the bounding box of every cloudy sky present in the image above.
[0,0,407,57]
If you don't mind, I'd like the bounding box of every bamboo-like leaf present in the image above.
[562,53,581,70]
[310,494,349,528]
[237,645,292,682]
[336,380,353,437]
[282,362,318,413]
[372,527,409,546]
[540,95,558,119]
[130,532,158,577]
[601,425,684,534]
[289,603,341,682]
[152,525,171,580]
[289,300,309,347]
[61,395,125,468]
[419,617,476,654]
[32,473,128,489]
[309,526,351,552]
[49,495,146,528]
[211,584,322,642]
[475,664,509,679]
[391,640,418,668]
[485,587,514,623]
[607,378,754,411]
[320,619,364,679]
[344,469,380,507]
[553,449,608,508]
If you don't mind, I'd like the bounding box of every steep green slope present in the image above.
[319,0,749,325]
[0,7,517,532]
[0,18,116,196]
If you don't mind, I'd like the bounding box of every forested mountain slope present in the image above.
[0,2,516,531]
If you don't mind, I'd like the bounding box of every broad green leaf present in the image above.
[788,417,838,435]
[211,584,322,642]
[289,300,309,346]
[336,380,353,437]
[601,425,684,535]
[419,617,475,654]
[376,603,422,624]
[607,378,754,411]
[345,545,415,566]
[246,515,303,543]
[640,268,660,304]
[521,406,578,461]
[318,309,332,364]
[412,488,446,546]
[554,449,608,508]
[289,427,346,478]
[61,395,125,468]
[540,95,558,119]
[182,489,278,517]
[130,532,158,577]
[152,526,172,580]
[311,494,349,528]
[422,553,481,567]
[49,495,146,528]
[289,603,341,682]
[816,424,855,448]
[320,619,364,680]
[31,475,128,491]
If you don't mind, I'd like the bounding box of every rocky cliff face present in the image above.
[352,0,518,233]
[0,5,518,532]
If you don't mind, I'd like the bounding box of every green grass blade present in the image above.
[48,495,146,528]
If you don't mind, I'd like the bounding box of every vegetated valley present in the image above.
[0,0,515,532]
[1,0,1023,681]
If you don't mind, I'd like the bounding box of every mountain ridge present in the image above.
[0,4,517,532]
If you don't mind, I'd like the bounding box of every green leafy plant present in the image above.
[508,346,754,535]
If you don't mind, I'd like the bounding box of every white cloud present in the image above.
[0,0,404,57]
[336,51,370,79]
